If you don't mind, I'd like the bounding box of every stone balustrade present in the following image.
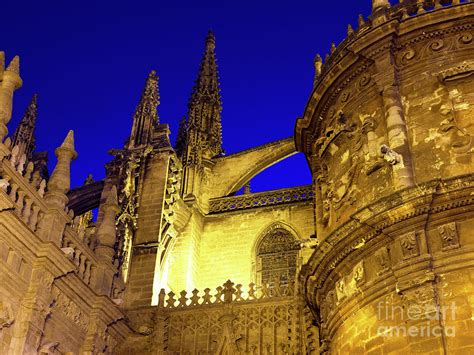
[209,185,313,213]
[157,280,298,310]
[0,145,48,232]
[62,227,97,286]
[0,143,101,287]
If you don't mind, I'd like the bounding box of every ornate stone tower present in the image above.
[296,0,474,353]
[178,30,224,203]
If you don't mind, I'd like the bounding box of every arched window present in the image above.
[255,226,300,288]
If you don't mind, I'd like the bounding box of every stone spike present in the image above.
[314,54,323,78]
[331,43,337,54]
[6,55,19,75]
[84,174,94,185]
[186,31,223,158]
[128,70,160,148]
[358,14,365,28]
[0,52,4,71]
[347,24,355,36]
[61,129,75,151]
[12,93,38,159]
[47,130,77,197]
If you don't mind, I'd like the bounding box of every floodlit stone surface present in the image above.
[1,1,474,354]
[296,0,474,353]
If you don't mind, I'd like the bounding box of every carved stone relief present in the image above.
[400,231,420,259]
[438,222,460,251]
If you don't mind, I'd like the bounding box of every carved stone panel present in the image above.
[438,222,460,251]
[400,231,420,259]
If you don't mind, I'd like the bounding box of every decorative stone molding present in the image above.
[438,222,460,251]
[399,231,420,259]
[209,185,313,213]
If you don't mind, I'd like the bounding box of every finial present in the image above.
[47,130,78,196]
[185,30,223,160]
[84,174,94,185]
[206,30,216,48]
[347,24,354,36]
[12,93,38,159]
[6,56,20,75]
[325,53,330,63]
[314,54,323,79]
[372,0,391,13]
[128,70,160,148]
[243,182,251,195]
[331,43,337,54]
[0,52,4,71]
[358,14,365,28]
[60,130,76,154]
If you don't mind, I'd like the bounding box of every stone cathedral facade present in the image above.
[0,0,474,354]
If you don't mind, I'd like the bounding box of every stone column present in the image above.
[374,49,415,190]
[0,56,22,158]
[381,85,414,189]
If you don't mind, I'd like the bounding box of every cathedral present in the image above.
[0,0,474,353]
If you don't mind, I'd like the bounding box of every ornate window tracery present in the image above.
[255,227,300,288]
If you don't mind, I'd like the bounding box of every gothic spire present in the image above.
[128,70,160,149]
[12,93,38,159]
[187,30,223,159]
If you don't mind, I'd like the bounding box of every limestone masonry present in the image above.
[0,0,474,354]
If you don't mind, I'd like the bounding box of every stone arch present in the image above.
[209,138,298,198]
[251,222,302,288]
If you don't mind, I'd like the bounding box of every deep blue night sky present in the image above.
[2,0,371,192]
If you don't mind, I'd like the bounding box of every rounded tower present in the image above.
[296,1,474,353]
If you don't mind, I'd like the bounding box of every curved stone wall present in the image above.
[296,1,474,353]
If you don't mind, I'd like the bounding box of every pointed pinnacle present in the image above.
[62,130,75,150]
[84,174,94,185]
[314,54,323,78]
[17,93,38,126]
[55,130,78,160]
[148,69,157,79]
[347,24,354,36]
[31,93,38,105]
[0,52,4,70]
[206,30,216,47]
[6,55,20,75]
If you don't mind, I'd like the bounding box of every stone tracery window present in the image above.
[256,227,300,288]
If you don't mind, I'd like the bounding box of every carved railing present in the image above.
[62,226,97,286]
[0,146,48,233]
[318,0,471,84]
[151,280,319,354]
[209,185,313,213]
[158,280,298,310]
[0,144,100,287]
